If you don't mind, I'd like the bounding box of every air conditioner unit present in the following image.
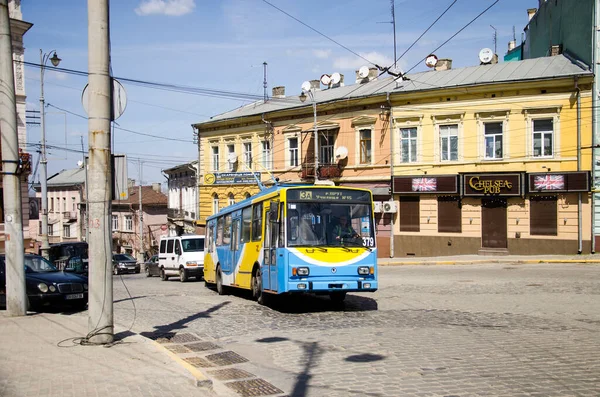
[373,201,382,213]
[383,201,397,213]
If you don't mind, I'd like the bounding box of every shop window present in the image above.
[438,197,461,233]
[399,196,420,232]
[530,196,557,236]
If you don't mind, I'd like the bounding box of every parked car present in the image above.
[0,254,88,311]
[112,253,140,275]
[144,254,160,277]
[47,242,89,274]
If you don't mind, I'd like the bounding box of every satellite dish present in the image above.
[301,81,312,92]
[77,160,83,168]
[320,74,331,86]
[331,72,341,84]
[335,146,348,160]
[227,152,238,163]
[358,66,369,79]
[425,54,438,68]
[479,48,494,64]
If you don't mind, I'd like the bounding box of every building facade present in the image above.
[163,161,199,236]
[111,183,168,258]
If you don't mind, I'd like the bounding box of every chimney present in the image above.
[128,178,135,189]
[272,86,285,98]
[368,67,378,81]
[527,8,537,21]
[434,58,452,71]
[310,80,320,90]
[152,182,161,193]
[550,44,562,56]
[508,40,516,51]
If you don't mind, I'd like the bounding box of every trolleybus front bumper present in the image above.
[286,280,377,293]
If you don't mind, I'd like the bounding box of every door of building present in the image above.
[481,198,507,248]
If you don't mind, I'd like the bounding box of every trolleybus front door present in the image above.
[230,218,241,284]
[263,206,278,292]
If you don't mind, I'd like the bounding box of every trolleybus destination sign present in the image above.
[287,189,371,202]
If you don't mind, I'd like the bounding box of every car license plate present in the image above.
[66,293,84,300]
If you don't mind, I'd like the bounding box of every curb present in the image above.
[379,259,600,266]
[148,339,213,389]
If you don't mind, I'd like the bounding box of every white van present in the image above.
[158,234,205,282]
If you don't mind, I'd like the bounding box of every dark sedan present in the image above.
[112,253,140,275]
[0,254,88,311]
[144,254,160,277]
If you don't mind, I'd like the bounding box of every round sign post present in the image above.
[82,78,127,120]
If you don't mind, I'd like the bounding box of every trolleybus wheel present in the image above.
[216,267,226,295]
[254,268,269,305]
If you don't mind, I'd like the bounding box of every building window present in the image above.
[243,142,252,169]
[533,119,553,157]
[63,224,71,238]
[319,131,335,164]
[211,146,219,171]
[484,122,503,159]
[359,129,372,164]
[530,196,557,236]
[48,224,54,236]
[49,197,54,212]
[438,197,461,233]
[212,193,219,214]
[244,192,251,199]
[112,215,118,230]
[399,196,420,232]
[288,137,299,167]
[39,221,42,236]
[440,124,458,161]
[125,215,133,231]
[72,197,76,211]
[62,197,67,212]
[400,127,417,163]
[228,193,235,206]
[261,140,271,169]
[227,144,236,171]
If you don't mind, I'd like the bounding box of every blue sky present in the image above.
[21,0,538,185]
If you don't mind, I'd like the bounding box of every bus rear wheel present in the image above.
[216,267,227,295]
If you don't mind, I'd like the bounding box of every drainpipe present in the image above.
[576,77,583,254]
[387,92,395,258]
[592,0,599,254]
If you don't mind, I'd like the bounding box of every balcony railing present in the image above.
[300,163,342,179]
[168,208,196,221]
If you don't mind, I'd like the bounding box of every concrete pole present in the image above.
[311,91,318,178]
[87,0,113,344]
[39,49,50,259]
[138,160,144,263]
[0,0,26,316]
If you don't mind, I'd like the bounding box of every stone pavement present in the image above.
[378,253,600,266]
[0,311,214,397]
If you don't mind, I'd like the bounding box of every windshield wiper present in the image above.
[341,239,373,252]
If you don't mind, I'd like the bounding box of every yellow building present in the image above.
[193,55,593,256]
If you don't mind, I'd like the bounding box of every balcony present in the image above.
[63,211,78,221]
[318,163,342,179]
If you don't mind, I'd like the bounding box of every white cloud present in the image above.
[332,52,395,71]
[313,49,331,59]
[134,0,195,17]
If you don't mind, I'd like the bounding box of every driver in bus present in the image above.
[334,215,359,241]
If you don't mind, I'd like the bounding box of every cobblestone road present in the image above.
[113,263,600,397]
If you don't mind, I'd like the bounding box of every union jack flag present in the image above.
[412,177,437,192]
[534,174,564,190]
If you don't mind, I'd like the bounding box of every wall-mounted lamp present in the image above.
[542,165,552,172]
[417,168,428,175]
[469,217,473,224]
[564,218,567,225]
[516,217,520,225]
[427,216,431,223]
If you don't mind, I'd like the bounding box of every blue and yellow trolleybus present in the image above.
[204,184,378,304]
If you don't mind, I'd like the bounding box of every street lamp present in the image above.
[299,86,318,178]
[39,49,61,259]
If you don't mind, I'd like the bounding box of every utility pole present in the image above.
[0,0,26,316]
[138,160,144,263]
[391,0,397,70]
[80,136,89,242]
[87,0,113,344]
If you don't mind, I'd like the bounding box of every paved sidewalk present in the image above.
[378,253,600,266]
[0,311,214,397]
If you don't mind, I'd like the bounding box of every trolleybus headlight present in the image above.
[297,283,307,290]
[358,266,370,275]
[296,267,310,276]
[363,283,372,289]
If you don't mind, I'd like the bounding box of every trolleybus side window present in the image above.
[206,221,214,252]
[223,214,232,245]
[241,207,251,243]
[251,203,263,241]
[217,217,224,246]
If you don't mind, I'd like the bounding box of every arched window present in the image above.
[212,194,219,214]
[228,193,235,206]
[244,192,251,199]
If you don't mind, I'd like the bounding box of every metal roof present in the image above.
[32,168,86,190]
[195,55,591,127]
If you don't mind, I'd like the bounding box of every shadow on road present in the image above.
[140,301,230,340]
